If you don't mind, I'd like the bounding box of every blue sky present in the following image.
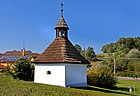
[0,0,140,54]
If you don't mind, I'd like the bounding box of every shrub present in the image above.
[116,60,140,77]
[87,64,117,88]
[116,71,135,77]
[12,58,34,81]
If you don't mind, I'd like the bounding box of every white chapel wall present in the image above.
[34,64,66,87]
[65,64,87,87]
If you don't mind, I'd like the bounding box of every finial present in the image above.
[61,3,64,17]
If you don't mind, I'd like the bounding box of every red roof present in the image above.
[0,64,6,69]
[2,50,32,56]
[32,53,40,58]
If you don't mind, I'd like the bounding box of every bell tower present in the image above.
[54,4,69,38]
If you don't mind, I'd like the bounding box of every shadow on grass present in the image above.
[76,86,137,96]
[113,86,128,91]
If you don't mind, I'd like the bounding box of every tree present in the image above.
[134,37,140,50]
[12,58,34,81]
[74,44,85,57]
[74,44,82,52]
[74,44,96,61]
[85,46,96,61]
[80,48,86,57]
[101,43,116,53]
[101,37,140,57]
[101,44,108,53]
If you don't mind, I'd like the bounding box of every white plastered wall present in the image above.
[34,64,66,87]
[65,64,87,87]
[34,63,87,87]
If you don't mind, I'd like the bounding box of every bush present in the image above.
[116,60,140,77]
[12,58,34,81]
[116,71,135,77]
[87,64,117,88]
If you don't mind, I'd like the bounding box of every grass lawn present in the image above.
[117,80,140,95]
[0,73,139,96]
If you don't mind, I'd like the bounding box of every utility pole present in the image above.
[114,58,116,75]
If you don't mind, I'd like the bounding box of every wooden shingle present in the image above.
[35,37,90,64]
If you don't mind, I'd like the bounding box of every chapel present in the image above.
[34,4,90,87]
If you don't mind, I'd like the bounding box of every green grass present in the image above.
[0,73,139,96]
[117,80,140,95]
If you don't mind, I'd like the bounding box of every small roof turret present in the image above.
[54,4,69,30]
[54,16,69,30]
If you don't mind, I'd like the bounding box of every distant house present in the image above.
[30,53,40,62]
[0,49,39,70]
[2,50,32,56]
[34,5,90,87]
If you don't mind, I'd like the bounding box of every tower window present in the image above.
[61,32,65,36]
[46,71,51,75]
[58,31,65,37]
[58,31,61,36]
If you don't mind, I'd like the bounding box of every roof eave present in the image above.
[32,61,90,65]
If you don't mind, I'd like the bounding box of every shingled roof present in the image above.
[55,16,69,30]
[35,37,90,64]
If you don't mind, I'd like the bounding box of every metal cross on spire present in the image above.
[61,3,64,17]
